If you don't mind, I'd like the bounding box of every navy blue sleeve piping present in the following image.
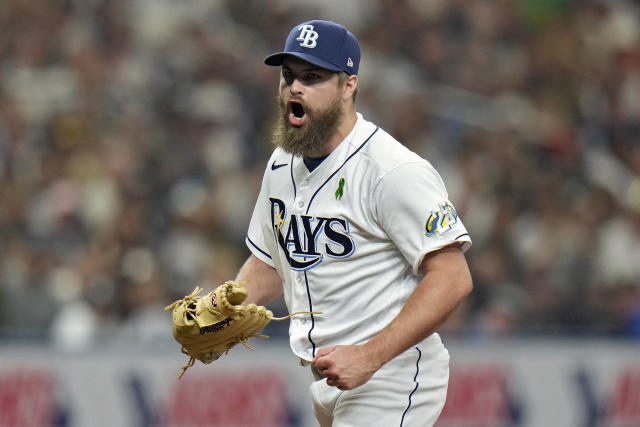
[246,236,272,259]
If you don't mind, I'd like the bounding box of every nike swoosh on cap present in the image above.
[271,161,288,170]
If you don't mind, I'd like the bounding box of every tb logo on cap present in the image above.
[297,24,318,48]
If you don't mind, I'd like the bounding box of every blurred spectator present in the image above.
[1,0,639,346]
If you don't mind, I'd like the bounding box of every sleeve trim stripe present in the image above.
[246,236,272,259]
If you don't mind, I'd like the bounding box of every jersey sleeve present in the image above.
[245,169,276,268]
[374,161,471,274]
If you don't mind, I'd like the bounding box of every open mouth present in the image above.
[288,101,306,126]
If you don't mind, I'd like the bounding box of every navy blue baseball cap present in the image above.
[264,20,361,75]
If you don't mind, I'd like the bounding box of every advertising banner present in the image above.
[0,339,638,426]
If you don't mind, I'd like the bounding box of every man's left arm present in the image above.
[312,243,472,390]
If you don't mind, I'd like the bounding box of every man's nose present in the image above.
[289,78,304,95]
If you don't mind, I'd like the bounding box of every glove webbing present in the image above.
[164,286,202,316]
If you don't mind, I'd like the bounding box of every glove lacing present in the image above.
[165,286,205,379]
[164,286,202,318]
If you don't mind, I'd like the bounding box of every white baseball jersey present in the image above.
[246,113,471,362]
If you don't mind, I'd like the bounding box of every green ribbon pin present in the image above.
[335,178,345,200]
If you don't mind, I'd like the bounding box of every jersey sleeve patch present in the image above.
[425,202,459,236]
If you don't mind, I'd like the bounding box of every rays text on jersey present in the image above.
[270,197,355,270]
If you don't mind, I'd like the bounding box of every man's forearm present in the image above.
[235,254,284,306]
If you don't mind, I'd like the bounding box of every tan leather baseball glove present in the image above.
[165,281,316,379]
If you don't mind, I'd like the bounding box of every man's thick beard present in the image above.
[271,98,342,157]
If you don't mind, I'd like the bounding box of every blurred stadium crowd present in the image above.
[0,0,639,349]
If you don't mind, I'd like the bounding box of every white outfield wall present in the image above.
[0,338,638,427]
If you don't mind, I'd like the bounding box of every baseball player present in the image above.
[236,20,473,426]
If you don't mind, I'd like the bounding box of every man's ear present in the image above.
[343,75,358,101]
